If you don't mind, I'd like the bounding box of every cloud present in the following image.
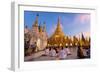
[74,14,90,25]
[67,14,90,36]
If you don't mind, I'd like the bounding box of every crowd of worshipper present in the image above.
[44,46,71,60]
[44,45,90,60]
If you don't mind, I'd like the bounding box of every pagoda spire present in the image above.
[33,14,39,27]
[43,21,46,32]
[50,16,65,38]
[48,17,66,46]
[57,16,61,30]
[81,33,85,41]
[54,16,64,36]
[58,16,60,24]
[25,25,28,28]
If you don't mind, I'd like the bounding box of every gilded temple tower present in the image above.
[48,17,68,47]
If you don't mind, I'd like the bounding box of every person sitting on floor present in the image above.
[49,47,57,57]
[58,47,67,60]
[45,47,50,56]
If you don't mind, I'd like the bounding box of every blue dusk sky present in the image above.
[24,11,90,37]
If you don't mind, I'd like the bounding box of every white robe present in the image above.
[49,49,57,57]
[58,49,67,59]
[66,48,71,55]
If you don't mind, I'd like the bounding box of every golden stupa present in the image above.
[48,17,69,47]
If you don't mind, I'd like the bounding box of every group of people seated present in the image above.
[44,45,90,60]
[44,46,71,60]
